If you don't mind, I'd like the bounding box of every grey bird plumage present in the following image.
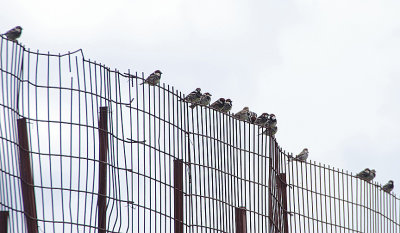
[254,113,269,126]
[381,180,394,193]
[140,70,162,86]
[234,107,250,121]
[2,26,22,41]
[356,168,376,182]
[190,92,212,109]
[260,126,278,136]
[183,88,202,104]
[220,99,232,113]
[210,98,225,111]
[288,148,308,162]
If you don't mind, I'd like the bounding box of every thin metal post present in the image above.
[98,107,108,233]
[235,206,247,233]
[17,118,38,233]
[174,159,184,233]
[278,173,289,233]
[0,211,9,233]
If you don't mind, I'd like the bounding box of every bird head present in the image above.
[204,92,211,96]
[243,107,249,111]
[154,70,162,75]
[219,98,225,102]
[226,99,232,103]
[262,113,269,117]
[304,148,308,153]
[195,88,201,92]
[269,114,276,120]
[370,169,376,175]
[16,26,23,31]
[389,180,394,184]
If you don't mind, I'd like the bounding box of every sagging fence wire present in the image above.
[0,36,399,233]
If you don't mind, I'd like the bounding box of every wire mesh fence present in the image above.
[0,37,399,233]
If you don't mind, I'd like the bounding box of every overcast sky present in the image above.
[1,0,400,194]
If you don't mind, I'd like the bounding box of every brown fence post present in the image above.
[98,107,108,233]
[0,211,9,233]
[17,118,38,233]
[278,173,289,233]
[174,159,184,233]
[235,206,247,233]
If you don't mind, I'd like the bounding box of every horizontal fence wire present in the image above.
[0,36,399,233]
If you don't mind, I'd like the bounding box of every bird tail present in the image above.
[189,104,197,109]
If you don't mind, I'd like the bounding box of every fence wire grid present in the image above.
[0,37,399,233]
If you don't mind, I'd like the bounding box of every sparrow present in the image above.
[266,114,277,128]
[247,111,257,123]
[288,148,308,162]
[190,92,212,109]
[356,168,371,181]
[381,180,394,193]
[183,88,202,104]
[220,99,232,113]
[254,113,269,126]
[260,126,278,136]
[2,26,22,41]
[210,98,225,111]
[233,107,250,121]
[269,126,278,136]
[139,70,162,86]
[365,169,376,182]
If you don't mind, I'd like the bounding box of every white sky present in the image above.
[1,0,399,194]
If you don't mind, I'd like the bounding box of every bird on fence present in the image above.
[139,70,162,86]
[233,107,250,121]
[183,88,202,104]
[266,114,277,128]
[356,168,371,180]
[288,148,309,162]
[356,168,376,182]
[1,26,22,41]
[365,169,376,182]
[220,99,232,113]
[247,111,257,123]
[254,113,269,126]
[190,92,212,109]
[260,126,278,136]
[210,98,225,111]
[381,180,394,193]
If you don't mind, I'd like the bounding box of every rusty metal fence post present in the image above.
[235,206,247,233]
[174,159,184,233]
[17,118,38,233]
[98,107,109,233]
[277,173,289,233]
[0,211,9,233]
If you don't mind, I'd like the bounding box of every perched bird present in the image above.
[356,168,371,181]
[220,99,232,113]
[254,113,269,126]
[183,88,202,104]
[266,114,277,128]
[247,111,257,123]
[190,92,212,109]
[234,107,250,121]
[2,26,22,41]
[381,180,394,193]
[260,126,278,136]
[139,70,162,86]
[365,169,376,182]
[269,126,278,136]
[210,98,225,111]
[288,148,309,162]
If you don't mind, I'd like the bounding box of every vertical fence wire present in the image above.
[1,38,400,233]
